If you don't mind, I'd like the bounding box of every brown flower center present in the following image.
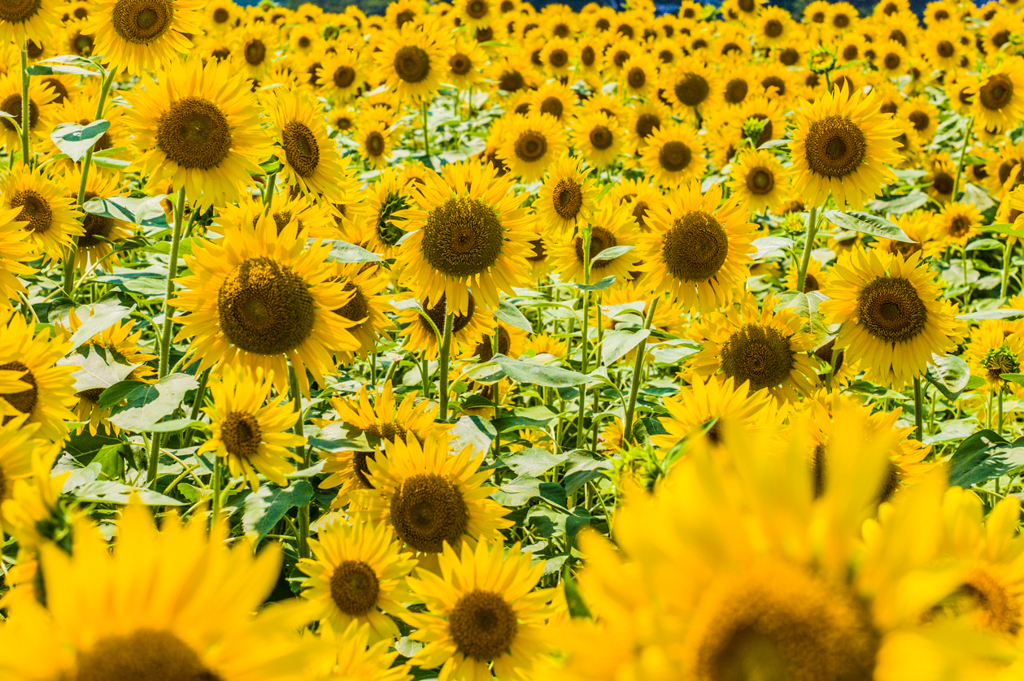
[856,276,928,343]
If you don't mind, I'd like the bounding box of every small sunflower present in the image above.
[662,58,719,120]
[234,25,278,82]
[754,6,793,46]
[964,320,1024,396]
[607,178,662,234]
[84,0,205,75]
[198,365,304,491]
[349,434,512,564]
[548,199,640,285]
[900,95,940,145]
[465,321,529,363]
[534,154,598,234]
[497,112,569,184]
[727,148,791,214]
[527,80,575,123]
[789,84,904,210]
[172,216,361,396]
[355,110,400,171]
[404,541,555,681]
[0,72,59,152]
[637,181,754,312]
[819,248,963,389]
[934,201,982,248]
[618,57,654,99]
[0,0,61,47]
[374,21,449,103]
[395,291,496,360]
[638,122,707,189]
[397,159,533,316]
[972,60,1024,132]
[924,152,958,204]
[298,519,416,642]
[0,165,81,266]
[444,38,488,91]
[626,98,670,154]
[313,620,413,681]
[124,57,271,210]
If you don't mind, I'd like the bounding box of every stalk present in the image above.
[263,171,277,214]
[290,365,310,559]
[1001,241,1014,300]
[951,116,974,201]
[210,455,222,525]
[491,329,501,458]
[795,206,819,293]
[622,297,659,444]
[998,388,1005,437]
[421,102,431,162]
[438,311,454,421]
[913,376,924,441]
[19,47,29,166]
[576,225,592,449]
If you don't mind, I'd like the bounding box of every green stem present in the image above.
[210,455,222,525]
[952,116,974,202]
[913,376,924,441]
[998,388,1005,437]
[491,328,501,458]
[290,365,310,559]
[962,244,968,299]
[19,47,29,167]
[1001,240,1014,300]
[263,172,277,214]
[182,368,210,448]
[796,206,819,293]
[576,225,592,450]
[420,355,430,401]
[421,102,431,162]
[438,311,454,421]
[623,297,659,445]
[591,296,603,454]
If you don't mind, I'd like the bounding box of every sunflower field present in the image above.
[7,0,1024,677]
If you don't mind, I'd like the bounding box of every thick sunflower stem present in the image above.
[998,389,1005,437]
[795,206,819,293]
[576,225,592,450]
[623,297,659,445]
[19,47,29,167]
[182,368,210,448]
[421,102,431,163]
[289,365,311,559]
[913,376,924,441]
[1001,241,1014,300]
[263,171,277,214]
[438,311,454,422]
[420,355,431,400]
[210,455,222,526]
[591,297,603,454]
[63,68,117,298]
[952,116,974,202]
[491,329,501,458]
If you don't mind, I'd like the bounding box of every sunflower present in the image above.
[216,192,341,242]
[636,181,754,312]
[626,98,670,154]
[172,216,360,397]
[0,504,321,681]
[312,620,413,681]
[0,203,32,303]
[727,148,791,214]
[754,6,793,46]
[691,293,820,403]
[719,66,755,107]
[497,112,569,184]
[790,83,904,211]
[318,381,442,507]
[618,57,655,99]
[607,177,662,233]
[355,110,400,171]
[0,72,59,152]
[964,320,1024,396]
[374,21,449,103]
[348,433,512,564]
[662,58,719,119]
[444,38,488,91]
[535,154,597,234]
[921,27,965,72]
[934,201,982,248]
[395,291,496,359]
[924,152,957,204]
[783,254,829,293]
[819,249,963,389]
[397,159,532,317]
[84,0,205,75]
[205,0,234,30]
[289,24,320,55]
[0,0,61,47]
[66,167,133,274]
[527,80,575,123]
[0,166,81,267]
[570,110,624,170]
[330,262,393,364]
[756,63,797,101]
[465,320,529,363]
[972,60,1024,132]
[876,40,910,79]
[298,518,416,642]
[638,122,706,189]
[124,57,270,211]
[235,24,279,82]
[548,199,640,286]
[404,541,555,681]
[899,95,940,145]
[651,374,778,453]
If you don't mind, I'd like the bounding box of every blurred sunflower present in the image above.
[330,262,392,364]
[0,72,59,152]
[466,321,528,363]
[819,249,962,389]
[570,111,623,170]
[963,321,1024,396]
[234,25,278,82]
[374,21,449,102]
[548,199,640,285]
[924,152,957,204]
[934,202,982,248]
[535,154,597,234]
[0,166,80,266]
[0,0,61,47]
[0,203,32,302]
[727,148,790,214]
[900,95,940,145]
[663,58,719,120]
[312,620,413,681]
[972,60,1024,132]
[355,110,400,171]
[85,0,205,74]
[445,38,487,91]
[498,112,568,183]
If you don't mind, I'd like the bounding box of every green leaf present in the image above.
[494,475,567,507]
[83,195,170,229]
[320,239,384,263]
[67,300,134,352]
[68,481,184,505]
[495,298,533,333]
[956,308,1024,321]
[50,120,109,162]
[502,448,568,477]
[823,210,916,243]
[450,415,496,455]
[987,223,1024,239]
[242,481,314,544]
[866,192,929,215]
[758,138,790,149]
[591,245,634,262]
[97,380,147,410]
[26,55,101,76]
[926,353,970,399]
[948,430,1024,487]
[107,373,199,432]
[563,450,614,496]
[1001,373,1024,387]
[601,328,650,366]
[61,348,139,392]
[490,354,587,387]
[575,275,616,292]
[750,236,793,260]
[562,564,592,618]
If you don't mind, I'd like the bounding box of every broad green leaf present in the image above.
[927,353,970,399]
[449,415,496,454]
[591,244,634,262]
[563,451,614,496]
[83,194,169,229]
[987,223,1024,239]
[68,481,184,505]
[601,328,650,366]
[66,300,134,352]
[576,275,616,292]
[242,481,314,544]
[758,138,789,149]
[956,308,1024,321]
[320,239,384,263]
[503,448,568,477]
[107,373,199,431]
[97,380,147,410]
[948,430,1024,487]
[750,236,793,260]
[61,348,139,393]
[867,192,929,215]
[496,298,533,333]
[1002,373,1024,387]
[491,354,587,387]
[50,120,109,162]
[823,210,916,243]
[494,474,567,507]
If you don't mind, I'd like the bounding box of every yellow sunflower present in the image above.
[900,95,940,145]
[0,72,59,152]
[972,60,1024,132]
[84,0,205,75]
[0,504,321,681]
[497,112,569,184]
[636,181,754,312]
[569,110,624,170]
[374,20,450,103]
[404,541,555,681]
[548,199,640,285]
[0,0,61,47]
[234,24,278,82]
[464,320,529,363]
[819,248,963,389]
[397,159,533,317]
[171,216,361,397]
[0,203,32,303]
[318,381,442,507]
[310,620,413,681]
[964,320,1024,396]
[662,58,720,120]
[790,83,904,210]
[934,201,982,248]
[534,153,598,234]
[355,110,400,171]
[198,365,304,491]
[727,148,791,214]
[924,152,958,204]
[298,518,416,642]
[330,262,393,364]
[0,165,81,265]
[349,433,512,564]
[0,415,49,531]
[362,167,416,257]
[318,49,364,104]
[607,178,662,233]
[394,291,497,360]
[626,98,670,154]
[638,122,707,189]
[124,57,271,210]
[66,166,133,274]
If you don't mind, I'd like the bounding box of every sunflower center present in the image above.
[933,172,954,196]
[350,450,376,489]
[856,276,928,344]
[78,191,115,248]
[932,570,1022,637]
[908,111,929,132]
[589,125,613,150]
[449,590,518,662]
[574,226,617,270]
[75,629,222,681]
[365,131,386,157]
[332,283,369,326]
[365,422,408,444]
[763,19,783,37]
[0,93,38,132]
[498,69,524,92]
[627,67,646,89]
[467,0,487,18]
[0,361,37,420]
[514,130,547,163]
[936,40,954,58]
[474,325,511,362]
[635,113,660,140]
[73,33,95,56]
[581,46,596,66]
[449,54,471,75]
[551,179,583,221]
[762,75,786,97]
[694,564,879,681]
[217,256,316,355]
[41,77,69,105]
[10,189,53,234]
[632,201,650,230]
[421,197,503,279]
[947,214,972,238]
[659,140,692,173]
[394,45,430,84]
[675,73,710,107]
[804,115,867,179]
[549,49,568,67]
[281,121,320,178]
[422,293,476,336]
[725,78,748,105]
[0,0,41,24]
[720,324,795,392]
[390,472,469,553]
[983,346,1019,384]
[156,96,232,171]
[747,168,775,195]
[780,48,798,65]
[539,97,563,119]
[238,38,264,65]
[328,559,380,616]
[662,211,729,282]
[220,411,262,459]
[112,0,174,43]
[528,238,546,262]
[212,6,228,23]
[979,74,1013,111]
[76,387,105,404]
